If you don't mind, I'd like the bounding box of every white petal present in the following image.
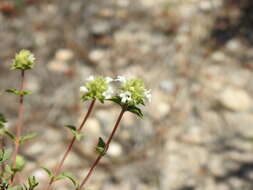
[115,76,126,83]
[121,97,127,103]
[105,77,113,83]
[80,86,88,93]
[86,75,94,81]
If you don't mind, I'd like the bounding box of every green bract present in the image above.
[11,49,35,70]
[80,76,113,103]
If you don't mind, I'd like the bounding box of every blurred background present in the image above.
[1,0,253,189]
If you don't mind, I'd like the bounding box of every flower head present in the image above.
[80,76,114,103]
[11,49,36,70]
[117,77,151,106]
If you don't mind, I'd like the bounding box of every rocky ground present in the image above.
[1,0,253,189]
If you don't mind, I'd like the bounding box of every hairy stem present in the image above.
[44,99,96,190]
[11,70,25,184]
[78,108,125,190]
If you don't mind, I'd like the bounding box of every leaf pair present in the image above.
[6,89,32,96]
[109,97,144,118]
[65,125,84,141]
[3,130,36,144]
[95,137,106,156]
[41,168,79,189]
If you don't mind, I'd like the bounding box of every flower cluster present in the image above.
[116,76,151,106]
[11,49,35,70]
[80,76,113,103]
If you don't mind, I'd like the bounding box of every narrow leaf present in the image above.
[96,137,106,155]
[19,133,37,143]
[41,167,52,177]
[127,105,144,119]
[65,125,77,131]
[4,130,16,141]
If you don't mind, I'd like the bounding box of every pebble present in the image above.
[219,87,253,112]
[55,49,74,62]
[107,142,123,157]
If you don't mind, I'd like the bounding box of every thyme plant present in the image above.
[0,49,151,190]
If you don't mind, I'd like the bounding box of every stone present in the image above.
[55,49,74,62]
[226,39,242,52]
[89,49,106,62]
[85,118,101,136]
[47,60,69,73]
[219,87,253,112]
[91,22,110,35]
[107,142,123,157]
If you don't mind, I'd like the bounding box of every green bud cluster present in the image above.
[11,49,35,70]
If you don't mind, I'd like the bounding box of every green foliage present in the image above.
[0,149,12,164]
[4,130,16,141]
[19,133,37,144]
[11,49,35,70]
[6,89,32,96]
[64,125,84,141]
[126,105,144,119]
[95,137,106,156]
[41,167,52,178]
[0,113,7,128]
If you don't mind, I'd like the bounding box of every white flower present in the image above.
[119,91,132,103]
[86,75,94,81]
[105,77,113,83]
[102,86,114,99]
[115,76,126,83]
[80,86,88,93]
[28,54,35,62]
[144,89,151,103]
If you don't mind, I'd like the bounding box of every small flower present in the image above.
[80,76,113,103]
[105,77,113,83]
[144,89,151,103]
[80,86,88,93]
[102,86,114,99]
[115,76,126,83]
[119,91,132,103]
[11,49,36,70]
[86,75,94,81]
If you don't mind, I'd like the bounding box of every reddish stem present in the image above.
[44,99,96,190]
[78,108,125,190]
[11,70,25,184]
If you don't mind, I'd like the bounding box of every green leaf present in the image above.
[41,167,52,177]
[95,137,106,155]
[0,149,12,163]
[4,130,16,141]
[127,105,144,119]
[6,89,20,95]
[0,113,7,128]
[65,125,77,131]
[55,173,78,188]
[71,130,84,141]
[19,133,37,143]
[107,96,122,105]
[27,176,39,189]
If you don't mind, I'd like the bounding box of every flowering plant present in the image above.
[0,50,151,190]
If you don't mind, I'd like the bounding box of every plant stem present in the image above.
[44,99,96,190]
[11,70,25,184]
[78,108,125,190]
